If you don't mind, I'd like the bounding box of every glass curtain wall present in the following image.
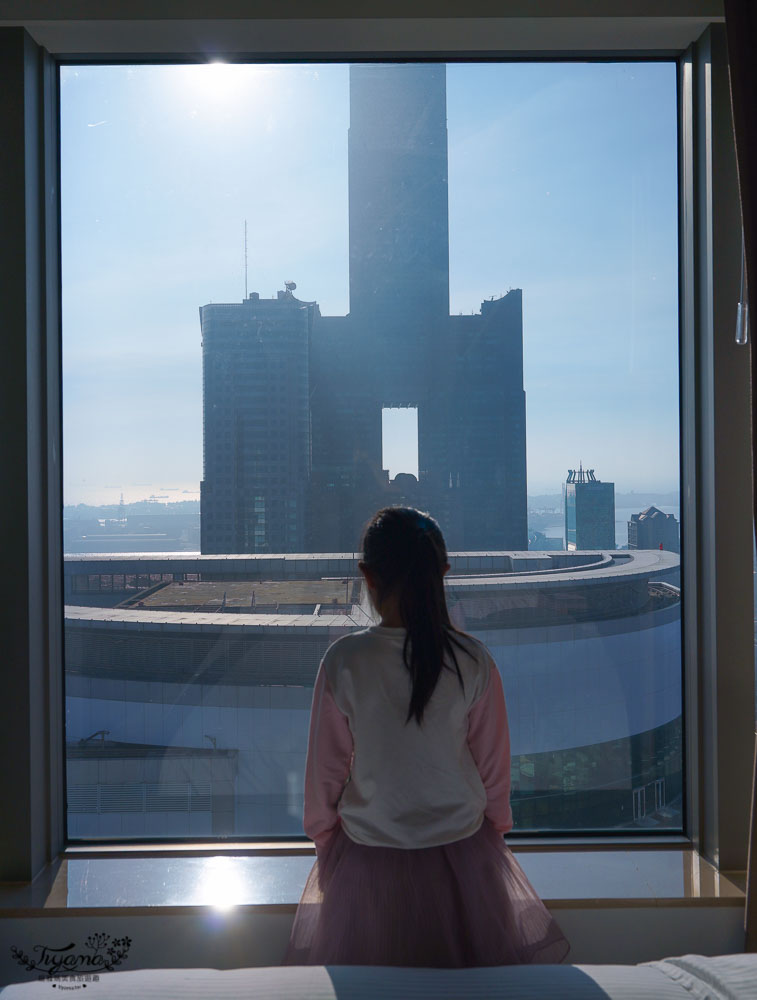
[61,61,681,838]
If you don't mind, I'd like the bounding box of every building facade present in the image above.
[201,64,527,554]
[564,466,616,550]
[628,506,680,553]
[63,549,681,837]
[200,292,313,554]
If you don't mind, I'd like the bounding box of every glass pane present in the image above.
[61,61,681,838]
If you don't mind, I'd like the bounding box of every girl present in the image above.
[284,506,569,967]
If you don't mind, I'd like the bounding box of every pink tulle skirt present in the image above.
[283,819,570,968]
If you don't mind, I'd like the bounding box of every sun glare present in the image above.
[175,62,273,108]
[202,61,239,98]
[192,856,247,911]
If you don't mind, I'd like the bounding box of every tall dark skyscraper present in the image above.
[201,64,527,554]
[200,292,313,554]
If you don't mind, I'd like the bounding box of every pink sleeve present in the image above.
[303,662,354,854]
[467,660,513,835]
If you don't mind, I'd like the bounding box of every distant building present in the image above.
[564,465,615,550]
[200,291,313,554]
[628,506,680,553]
[528,529,564,551]
[201,64,527,555]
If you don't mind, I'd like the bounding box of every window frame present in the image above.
[1,7,753,881]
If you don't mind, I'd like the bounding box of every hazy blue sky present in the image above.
[61,61,678,505]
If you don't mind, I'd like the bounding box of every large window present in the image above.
[61,60,681,839]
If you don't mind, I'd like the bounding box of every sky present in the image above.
[60,61,679,505]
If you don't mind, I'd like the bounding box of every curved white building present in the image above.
[63,550,681,838]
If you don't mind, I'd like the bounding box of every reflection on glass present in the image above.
[0,851,743,909]
[61,61,681,839]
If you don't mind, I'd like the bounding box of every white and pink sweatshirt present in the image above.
[303,624,512,854]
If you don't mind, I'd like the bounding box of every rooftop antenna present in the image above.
[244,220,248,300]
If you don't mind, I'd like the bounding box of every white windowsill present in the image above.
[0,844,744,917]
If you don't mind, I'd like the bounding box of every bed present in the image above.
[2,954,756,999]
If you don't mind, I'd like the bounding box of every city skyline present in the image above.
[61,61,679,506]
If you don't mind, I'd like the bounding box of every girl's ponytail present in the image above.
[361,507,467,726]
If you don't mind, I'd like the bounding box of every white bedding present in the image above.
[1,955,755,999]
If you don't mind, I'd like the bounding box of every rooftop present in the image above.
[63,549,680,633]
[120,578,361,612]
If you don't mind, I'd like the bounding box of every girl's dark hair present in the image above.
[360,506,468,726]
